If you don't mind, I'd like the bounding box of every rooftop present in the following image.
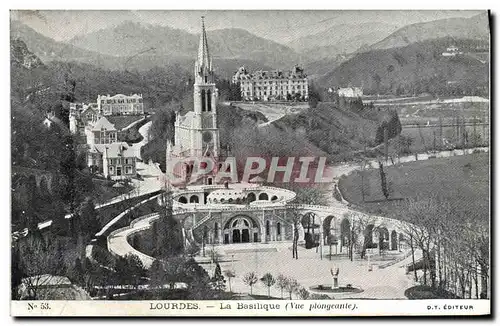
[98,93,143,99]
[89,142,135,158]
[91,117,117,131]
[234,65,307,81]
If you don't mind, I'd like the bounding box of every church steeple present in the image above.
[195,16,213,84]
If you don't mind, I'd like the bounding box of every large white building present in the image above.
[167,18,222,186]
[97,94,144,116]
[232,66,309,101]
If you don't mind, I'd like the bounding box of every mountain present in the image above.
[68,21,300,70]
[10,21,125,70]
[11,38,44,69]
[288,22,399,59]
[318,37,489,97]
[10,20,277,77]
[367,13,489,51]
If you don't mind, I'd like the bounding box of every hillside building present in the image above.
[232,65,309,102]
[97,94,144,116]
[84,117,118,145]
[442,45,463,57]
[337,87,363,98]
[87,142,136,179]
[69,103,100,135]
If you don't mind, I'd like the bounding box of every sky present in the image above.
[11,10,484,44]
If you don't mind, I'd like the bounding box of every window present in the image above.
[201,90,206,112]
[125,166,133,174]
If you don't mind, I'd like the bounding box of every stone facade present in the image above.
[232,65,309,101]
[97,94,144,116]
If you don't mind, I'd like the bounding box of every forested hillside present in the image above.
[318,37,489,97]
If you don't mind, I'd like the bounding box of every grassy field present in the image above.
[398,123,490,153]
[106,115,145,130]
[338,153,490,221]
[376,100,489,126]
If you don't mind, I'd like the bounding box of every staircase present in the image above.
[192,214,211,231]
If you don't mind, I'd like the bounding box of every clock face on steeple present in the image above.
[202,131,213,143]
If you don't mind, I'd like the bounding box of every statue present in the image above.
[330,266,340,289]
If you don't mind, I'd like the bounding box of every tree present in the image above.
[68,257,84,286]
[14,236,68,300]
[164,256,187,290]
[308,83,321,108]
[242,272,258,295]
[378,160,390,199]
[183,258,213,298]
[260,273,276,298]
[285,208,301,259]
[223,270,236,293]
[154,189,184,258]
[297,287,310,300]
[342,211,378,261]
[285,278,300,300]
[211,263,226,292]
[11,247,24,299]
[78,197,98,239]
[148,260,165,295]
[275,274,288,299]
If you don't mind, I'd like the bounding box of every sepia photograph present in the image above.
[9,8,490,316]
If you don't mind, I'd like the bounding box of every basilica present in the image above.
[153,18,404,251]
[167,17,221,186]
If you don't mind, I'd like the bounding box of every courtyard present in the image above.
[197,242,420,299]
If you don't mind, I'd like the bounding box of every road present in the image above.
[12,120,164,241]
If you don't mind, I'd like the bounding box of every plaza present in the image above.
[197,242,420,299]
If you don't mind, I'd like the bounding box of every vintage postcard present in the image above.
[10,9,490,317]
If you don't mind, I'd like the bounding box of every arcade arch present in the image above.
[223,215,260,244]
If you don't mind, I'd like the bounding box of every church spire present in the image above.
[197,16,212,74]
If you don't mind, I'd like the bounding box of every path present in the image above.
[12,120,163,241]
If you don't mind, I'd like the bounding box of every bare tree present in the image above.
[286,208,302,259]
[284,278,300,300]
[242,272,258,295]
[275,274,288,299]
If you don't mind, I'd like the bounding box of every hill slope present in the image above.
[68,21,300,69]
[10,20,122,69]
[367,12,489,51]
[289,22,398,58]
[318,37,489,96]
